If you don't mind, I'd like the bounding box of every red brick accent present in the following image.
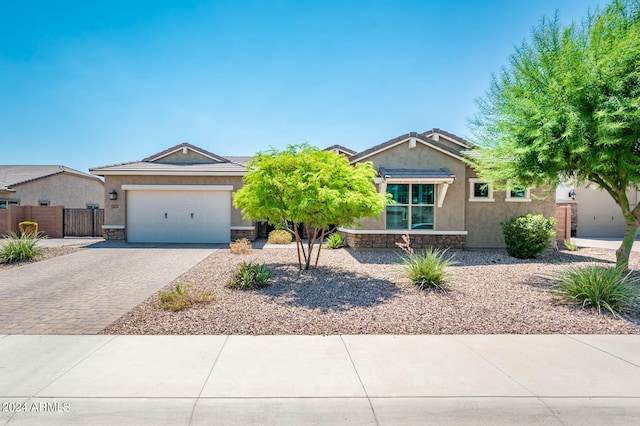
[339,231,466,249]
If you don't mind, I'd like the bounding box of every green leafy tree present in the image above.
[233,144,387,270]
[469,0,640,270]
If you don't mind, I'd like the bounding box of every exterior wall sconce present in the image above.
[109,190,118,201]
[568,189,576,200]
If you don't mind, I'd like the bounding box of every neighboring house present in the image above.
[0,165,104,209]
[90,143,252,243]
[556,181,639,238]
[339,129,556,248]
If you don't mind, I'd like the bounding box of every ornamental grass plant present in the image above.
[555,265,640,318]
[0,232,44,264]
[396,233,456,290]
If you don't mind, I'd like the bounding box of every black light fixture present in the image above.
[568,189,576,200]
[109,190,118,201]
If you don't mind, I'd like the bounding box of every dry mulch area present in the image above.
[0,246,82,272]
[101,246,640,335]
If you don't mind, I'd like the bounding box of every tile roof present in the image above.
[142,142,230,163]
[378,167,456,180]
[224,156,253,166]
[90,143,248,176]
[90,161,246,176]
[422,128,470,148]
[0,165,102,191]
[349,131,466,163]
[323,145,358,156]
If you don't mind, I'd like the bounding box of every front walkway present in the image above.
[0,334,639,425]
[0,244,217,334]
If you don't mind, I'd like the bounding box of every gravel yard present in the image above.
[102,246,640,335]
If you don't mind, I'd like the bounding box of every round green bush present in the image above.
[501,214,556,259]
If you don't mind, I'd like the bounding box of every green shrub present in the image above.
[502,214,556,259]
[0,232,43,263]
[19,221,38,236]
[230,238,252,254]
[229,262,272,290]
[564,239,579,251]
[159,284,215,311]
[268,229,292,244]
[555,265,639,318]
[323,232,344,249]
[401,248,456,290]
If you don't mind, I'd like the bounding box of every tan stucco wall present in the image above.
[464,168,556,248]
[103,175,250,228]
[6,174,104,208]
[355,140,467,231]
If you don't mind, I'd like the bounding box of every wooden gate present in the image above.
[63,209,104,237]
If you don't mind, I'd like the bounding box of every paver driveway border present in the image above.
[0,243,220,334]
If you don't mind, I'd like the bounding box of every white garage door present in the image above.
[127,188,231,243]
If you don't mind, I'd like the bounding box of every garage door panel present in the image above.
[127,190,230,243]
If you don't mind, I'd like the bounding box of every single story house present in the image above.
[90,130,556,247]
[0,165,104,209]
[90,143,253,243]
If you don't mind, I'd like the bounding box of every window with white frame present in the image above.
[506,182,531,202]
[386,183,435,229]
[468,178,494,202]
[0,200,19,209]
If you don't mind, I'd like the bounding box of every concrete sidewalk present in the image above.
[1,334,639,425]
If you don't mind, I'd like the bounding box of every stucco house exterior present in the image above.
[338,129,556,249]
[90,130,555,247]
[90,143,253,243]
[0,165,104,209]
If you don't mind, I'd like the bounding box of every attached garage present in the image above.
[90,142,256,243]
[124,185,232,243]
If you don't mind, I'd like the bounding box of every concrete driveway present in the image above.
[0,243,218,334]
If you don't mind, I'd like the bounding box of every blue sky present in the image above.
[1,0,604,173]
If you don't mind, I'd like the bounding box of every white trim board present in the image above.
[338,228,468,235]
[121,185,234,191]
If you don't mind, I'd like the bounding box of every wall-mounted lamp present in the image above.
[568,189,576,200]
[109,190,118,201]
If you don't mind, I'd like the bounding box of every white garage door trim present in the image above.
[125,185,232,243]
[122,184,234,191]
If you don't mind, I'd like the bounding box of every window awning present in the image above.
[378,167,455,183]
[378,167,455,208]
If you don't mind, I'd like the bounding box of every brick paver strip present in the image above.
[0,246,216,334]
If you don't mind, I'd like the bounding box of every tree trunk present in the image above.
[616,221,639,271]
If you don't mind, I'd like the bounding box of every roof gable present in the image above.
[324,145,357,157]
[143,143,230,164]
[349,131,467,164]
[0,165,101,190]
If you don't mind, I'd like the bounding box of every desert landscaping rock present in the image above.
[101,247,640,335]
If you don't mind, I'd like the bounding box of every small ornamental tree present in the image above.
[233,144,387,270]
[469,0,640,270]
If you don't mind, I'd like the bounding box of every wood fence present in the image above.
[63,209,104,237]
